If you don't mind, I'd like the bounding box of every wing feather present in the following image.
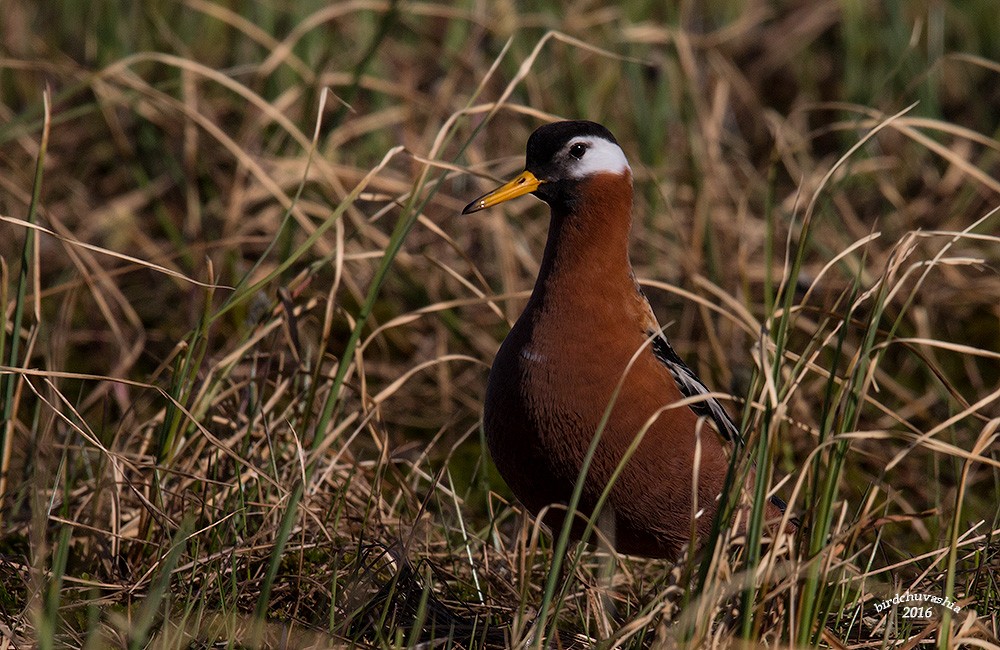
[648,332,744,446]
[649,332,793,515]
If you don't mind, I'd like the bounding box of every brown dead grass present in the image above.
[1,1,998,647]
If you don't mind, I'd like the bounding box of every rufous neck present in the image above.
[533,172,636,305]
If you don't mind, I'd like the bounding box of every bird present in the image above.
[462,120,789,559]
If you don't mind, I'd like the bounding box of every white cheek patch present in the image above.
[565,136,631,178]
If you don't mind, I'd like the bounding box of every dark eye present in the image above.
[569,142,587,159]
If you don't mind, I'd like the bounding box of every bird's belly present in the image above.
[483,343,714,557]
[483,326,727,557]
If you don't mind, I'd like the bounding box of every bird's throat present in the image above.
[533,172,637,312]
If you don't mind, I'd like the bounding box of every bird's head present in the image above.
[462,120,631,215]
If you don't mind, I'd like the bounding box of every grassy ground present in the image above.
[1,1,998,647]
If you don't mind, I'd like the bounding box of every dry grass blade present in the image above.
[1,2,998,648]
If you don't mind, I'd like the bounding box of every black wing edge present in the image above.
[649,332,744,445]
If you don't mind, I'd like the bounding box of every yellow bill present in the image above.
[462,170,544,214]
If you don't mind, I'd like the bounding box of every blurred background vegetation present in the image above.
[1,1,998,647]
